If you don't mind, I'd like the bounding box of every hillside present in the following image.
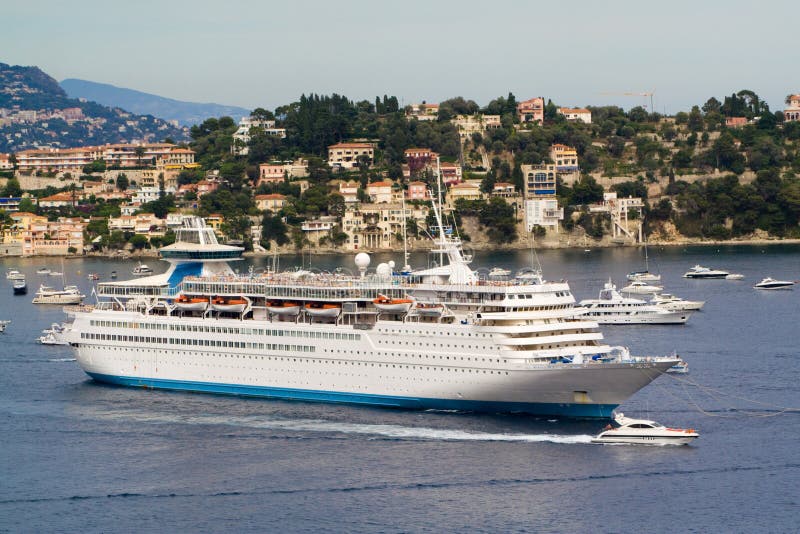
[61,79,250,127]
[0,62,189,152]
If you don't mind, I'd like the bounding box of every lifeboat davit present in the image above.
[174,295,209,311]
[267,301,301,316]
[305,303,341,318]
[415,303,444,317]
[373,294,413,313]
[211,297,248,313]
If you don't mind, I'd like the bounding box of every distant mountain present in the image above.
[61,78,250,127]
[0,62,189,152]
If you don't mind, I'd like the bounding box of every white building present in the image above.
[232,117,287,155]
[557,107,592,124]
[589,192,644,242]
[525,198,564,232]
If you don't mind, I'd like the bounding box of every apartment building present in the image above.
[327,143,374,169]
[550,144,580,171]
[522,163,563,232]
[517,97,545,124]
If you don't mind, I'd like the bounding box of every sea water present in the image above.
[1,245,799,532]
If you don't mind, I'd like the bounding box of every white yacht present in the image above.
[626,271,661,282]
[132,263,154,276]
[620,280,663,294]
[650,293,705,311]
[60,214,683,419]
[31,284,84,305]
[592,413,699,445]
[6,269,25,280]
[488,267,511,278]
[683,265,729,279]
[579,283,692,324]
[753,277,794,290]
[0,320,10,333]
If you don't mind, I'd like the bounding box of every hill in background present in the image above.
[61,78,250,127]
[0,62,189,152]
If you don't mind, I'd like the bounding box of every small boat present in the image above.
[620,280,663,294]
[37,330,69,345]
[132,263,153,276]
[211,297,248,313]
[683,265,729,279]
[13,278,27,295]
[373,294,413,313]
[725,273,745,280]
[650,293,704,311]
[515,268,543,283]
[87,273,100,280]
[110,271,118,279]
[488,267,511,278]
[267,301,301,316]
[0,320,10,333]
[48,270,63,277]
[666,361,689,374]
[174,295,209,311]
[753,277,795,290]
[31,284,84,305]
[36,267,51,275]
[304,302,341,318]
[626,271,661,282]
[592,413,698,445]
[6,269,25,280]
[415,303,444,317]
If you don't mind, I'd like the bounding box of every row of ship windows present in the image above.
[324,348,507,363]
[507,292,569,299]
[378,329,488,337]
[80,333,315,352]
[375,339,496,351]
[88,320,361,341]
[98,348,510,374]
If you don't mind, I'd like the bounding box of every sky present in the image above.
[2,0,798,115]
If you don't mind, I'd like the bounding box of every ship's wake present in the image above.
[81,408,594,444]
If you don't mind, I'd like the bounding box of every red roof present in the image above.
[368,181,392,187]
[255,194,287,200]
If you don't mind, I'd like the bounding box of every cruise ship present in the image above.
[63,213,681,418]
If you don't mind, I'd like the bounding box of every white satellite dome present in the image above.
[375,263,392,278]
[388,260,396,269]
[354,252,371,270]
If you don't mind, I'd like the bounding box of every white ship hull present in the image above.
[66,313,677,418]
[32,294,83,305]
[589,312,691,324]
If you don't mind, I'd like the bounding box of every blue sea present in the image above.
[1,245,799,533]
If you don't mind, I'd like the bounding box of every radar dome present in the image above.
[375,263,392,278]
[354,252,371,270]
[388,260,396,269]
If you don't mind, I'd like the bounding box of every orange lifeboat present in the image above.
[267,301,301,316]
[211,296,248,313]
[373,293,413,313]
[174,295,209,311]
[304,302,341,318]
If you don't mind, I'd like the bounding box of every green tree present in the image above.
[129,234,148,250]
[115,173,129,191]
[2,178,22,197]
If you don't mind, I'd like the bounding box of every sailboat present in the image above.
[627,227,660,282]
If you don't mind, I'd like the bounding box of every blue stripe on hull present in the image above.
[85,372,617,419]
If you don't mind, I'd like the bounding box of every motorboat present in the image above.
[650,293,704,311]
[754,277,794,290]
[38,330,69,345]
[373,294,413,313]
[12,277,27,295]
[725,273,745,280]
[48,271,63,277]
[211,297,248,313]
[6,269,25,280]
[36,267,51,275]
[174,295,209,311]
[591,413,698,445]
[626,271,661,282]
[666,361,689,374]
[304,302,341,318]
[0,320,9,333]
[620,280,664,294]
[132,263,153,276]
[87,273,100,280]
[683,265,729,279]
[579,282,692,324]
[31,284,84,305]
[267,301,301,316]
[110,271,118,279]
[488,267,511,278]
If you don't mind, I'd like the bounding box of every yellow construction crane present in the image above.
[600,91,655,112]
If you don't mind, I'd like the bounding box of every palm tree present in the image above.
[134,146,146,167]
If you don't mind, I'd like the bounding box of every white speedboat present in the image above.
[754,277,794,290]
[31,284,84,305]
[683,265,729,279]
[13,278,27,295]
[725,273,745,280]
[48,271,63,277]
[6,269,25,280]
[38,331,69,345]
[579,283,692,324]
[132,263,153,276]
[620,280,664,294]
[650,293,705,311]
[666,361,689,374]
[0,320,9,333]
[592,413,698,445]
